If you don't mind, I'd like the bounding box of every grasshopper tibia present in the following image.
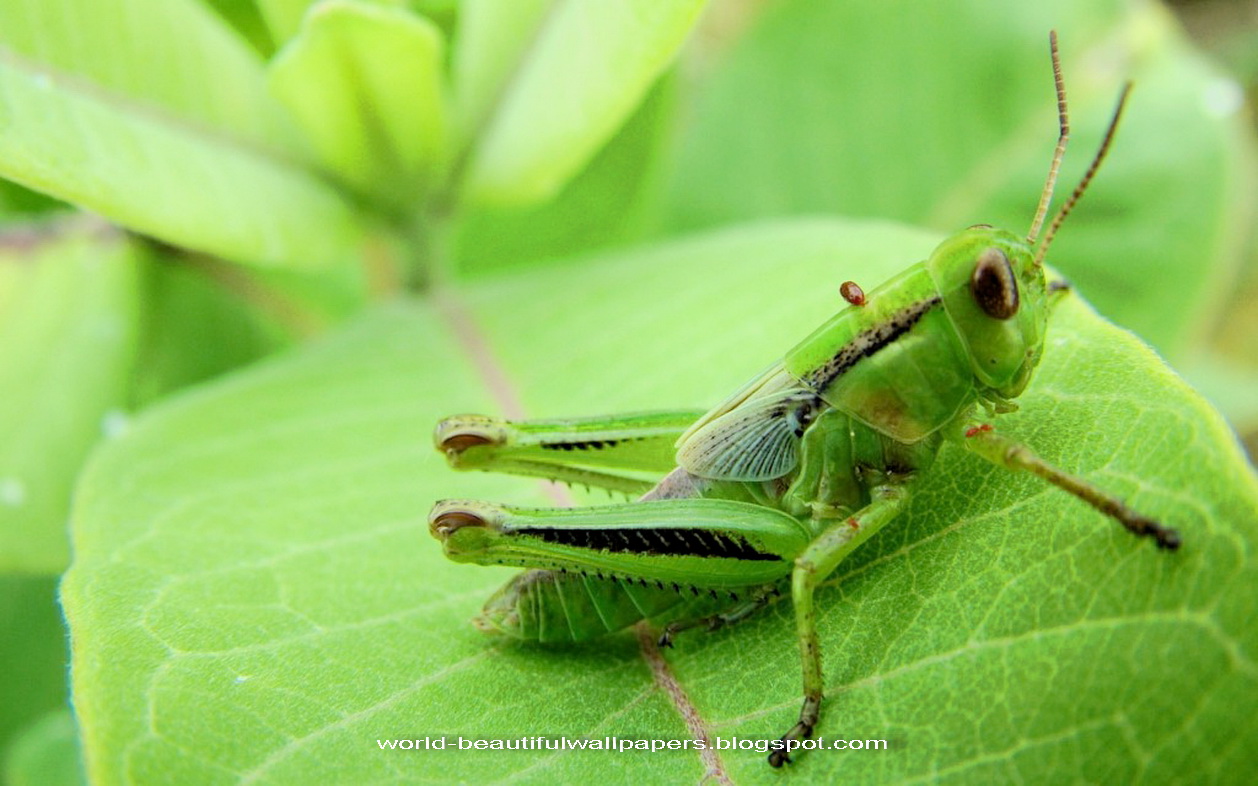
[961,423,1181,549]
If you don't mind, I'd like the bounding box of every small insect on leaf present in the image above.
[839,280,866,306]
[429,30,1179,769]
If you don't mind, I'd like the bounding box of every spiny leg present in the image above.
[657,584,782,648]
[434,410,703,495]
[770,483,910,767]
[961,423,1179,550]
[431,497,813,641]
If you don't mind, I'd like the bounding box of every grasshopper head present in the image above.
[925,225,1049,400]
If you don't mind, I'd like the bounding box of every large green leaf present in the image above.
[0,0,366,267]
[658,0,1257,359]
[63,220,1256,783]
[0,222,140,573]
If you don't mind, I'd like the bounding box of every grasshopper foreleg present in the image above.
[961,423,1180,549]
[771,483,911,767]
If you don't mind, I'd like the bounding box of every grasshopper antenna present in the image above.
[1034,81,1132,267]
[1027,30,1070,246]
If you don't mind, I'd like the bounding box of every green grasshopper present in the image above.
[429,33,1179,767]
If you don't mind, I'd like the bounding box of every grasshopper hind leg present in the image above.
[434,411,702,495]
[431,498,812,643]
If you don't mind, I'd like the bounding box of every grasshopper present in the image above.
[429,33,1179,767]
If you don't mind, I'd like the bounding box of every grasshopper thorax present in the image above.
[925,226,1048,402]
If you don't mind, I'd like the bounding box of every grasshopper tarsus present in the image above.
[1125,514,1180,551]
[768,695,821,767]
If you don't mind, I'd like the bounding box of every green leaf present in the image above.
[269,1,447,211]
[456,0,708,206]
[0,0,366,267]
[0,222,140,573]
[658,0,1258,359]
[2,710,83,786]
[448,0,550,148]
[257,1,453,48]
[63,220,1256,782]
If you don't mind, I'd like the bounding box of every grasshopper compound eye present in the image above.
[970,247,1020,320]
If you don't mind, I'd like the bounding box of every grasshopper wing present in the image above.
[676,383,814,481]
[676,362,796,443]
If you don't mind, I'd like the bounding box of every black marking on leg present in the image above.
[539,437,645,451]
[513,525,782,561]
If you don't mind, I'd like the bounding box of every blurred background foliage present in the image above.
[0,0,1255,782]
